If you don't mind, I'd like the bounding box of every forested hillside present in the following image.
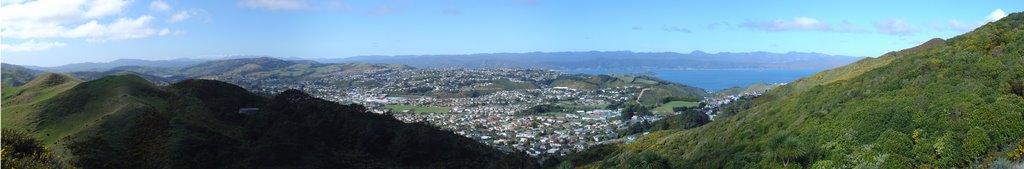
[558,12,1024,169]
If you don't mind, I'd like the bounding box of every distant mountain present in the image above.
[19,57,411,91]
[171,57,410,78]
[557,12,1024,168]
[67,70,181,85]
[1,74,538,168]
[320,51,864,70]
[1,63,43,86]
[23,58,206,72]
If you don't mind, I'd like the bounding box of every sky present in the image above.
[0,0,1021,66]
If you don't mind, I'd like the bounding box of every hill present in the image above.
[2,63,43,86]
[68,70,181,85]
[550,74,708,104]
[713,82,781,97]
[558,12,1024,168]
[325,51,863,70]
[1,74,538,168]
[1,73,83,135]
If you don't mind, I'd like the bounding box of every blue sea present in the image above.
[562,69,824,91]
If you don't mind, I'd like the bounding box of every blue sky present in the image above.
[0,0,1020,66]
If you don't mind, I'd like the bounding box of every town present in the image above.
[214,67,773,157]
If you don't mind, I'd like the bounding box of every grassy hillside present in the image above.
[551,74,708,105]
[561,12,1024,168]
[714,82,781,97]
[1,74,538,168]
[1,73,83,136]
[2,63,41,86]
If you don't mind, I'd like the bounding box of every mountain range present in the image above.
[322,51,863,70]
[22,58,207,72]
[12,51,862,73]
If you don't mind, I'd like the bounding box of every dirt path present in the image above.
[636,88,650,104]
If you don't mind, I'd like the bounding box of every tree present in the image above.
[671,106,690,113]
[765,132,808,167]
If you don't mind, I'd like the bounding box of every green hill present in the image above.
[1,73,83,135]
[2,63,42,86]
[68,70,179,85]
[559,13,1024,168]
[551,74,708,104]
[714,82,781,97]
[1,74,538,168]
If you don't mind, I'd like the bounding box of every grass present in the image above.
[652,101,699,115]
[384,104,451,114]
[1,74,83,143]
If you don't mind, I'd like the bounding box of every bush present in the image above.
[963,127,993,162]
[1,129,67,169]
[622,151,671,169]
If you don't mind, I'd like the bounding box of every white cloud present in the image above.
[1,0,96,24]
[986,9,1007,22]
[948,20,977,32]
[169,10,194,23]
[238,0,308,11]
[0,0,168,50]
[2,15,159,42]
[741,16,831,32]
[149,0,171,12]
[835,20,867,33]
[82,0,128,18]
[874,19,919,36]
[0,40,67,52]
[159,28,171,36]
[92,16,159,41]
[944,9,1009,33]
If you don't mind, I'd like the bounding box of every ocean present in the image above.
[562,69,824,91]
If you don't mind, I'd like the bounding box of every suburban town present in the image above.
[214,67,774,157]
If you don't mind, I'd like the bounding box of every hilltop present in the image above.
[1,73,83,134]
[556,12,1024,168]
[0,74,538,168]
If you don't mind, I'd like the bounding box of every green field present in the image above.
[652,101,699,115]
[384,105,451,114]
